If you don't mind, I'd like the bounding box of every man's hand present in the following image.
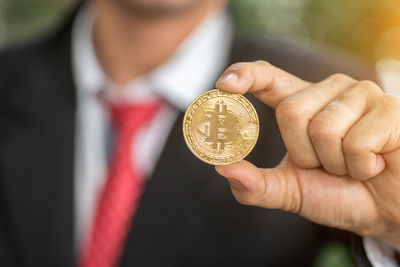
[215,61,400,251]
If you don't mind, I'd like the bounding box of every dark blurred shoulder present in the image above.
[0,11,76,134]
[0,36,54,87]
[0,12,75,109]
[0,6,76,95]
[230,35,376,82]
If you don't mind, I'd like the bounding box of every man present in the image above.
[0,0,398,266]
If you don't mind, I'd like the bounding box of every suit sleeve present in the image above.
[0,51,18,267]
[351,235,400,267]
[0,212,16,267]
[351,235,373,267]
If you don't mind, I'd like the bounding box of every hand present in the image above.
[215,61,400,251]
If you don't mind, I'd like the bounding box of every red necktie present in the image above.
[79,99,162,267]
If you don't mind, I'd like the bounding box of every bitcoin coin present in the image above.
[182,89,259,165]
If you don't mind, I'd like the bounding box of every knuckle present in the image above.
[358,80,382,92]
[254,60,271,68]
[351,80,382,96]
[346,85,364,98]
[227,62,245,71]
[276,99,308,126]
[342,137,374,180]
[343,135,363,157]
[308,118,336,144]
[340,81,381,105]
[326,73,353,84]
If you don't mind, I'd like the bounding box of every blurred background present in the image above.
[2,0,400,96]
[1,0,400,63]
[0,0,398,266]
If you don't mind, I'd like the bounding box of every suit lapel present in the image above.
[120,112,221,266]
[0,16,76,267]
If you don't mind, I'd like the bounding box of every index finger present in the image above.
[215,60,312,108]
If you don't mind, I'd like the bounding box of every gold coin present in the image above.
[182,89,259,165]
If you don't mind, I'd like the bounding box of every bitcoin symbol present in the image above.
[205,100,238,153]
[183,89,259,165]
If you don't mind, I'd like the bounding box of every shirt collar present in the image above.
[149,9,233,110]
[72,4,233,111]
[72,5,106,97]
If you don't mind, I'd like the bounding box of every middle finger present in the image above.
[276,74,355,168]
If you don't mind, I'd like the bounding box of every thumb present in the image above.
[215,61,312,108]
[215,160,302,213]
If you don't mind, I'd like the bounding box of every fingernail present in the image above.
[228,178,242,187]
[221,72,238,83]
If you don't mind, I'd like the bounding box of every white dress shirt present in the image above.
[71,4,397,266]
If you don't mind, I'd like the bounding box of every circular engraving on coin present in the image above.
[183,89,259,165]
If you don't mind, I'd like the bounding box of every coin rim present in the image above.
[182,89,260,166]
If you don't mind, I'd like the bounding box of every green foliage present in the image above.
[231,0,399,62]
[314,242,355,267]
[2,0,398,62]
[0,0,75,45]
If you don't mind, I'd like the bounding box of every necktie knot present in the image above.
[108,100,162,132]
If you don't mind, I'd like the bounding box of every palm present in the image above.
[269,149,400,238]
[218,151,400,246]
[280,155,378,234]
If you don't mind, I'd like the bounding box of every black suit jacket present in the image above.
[0,8,375,267]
